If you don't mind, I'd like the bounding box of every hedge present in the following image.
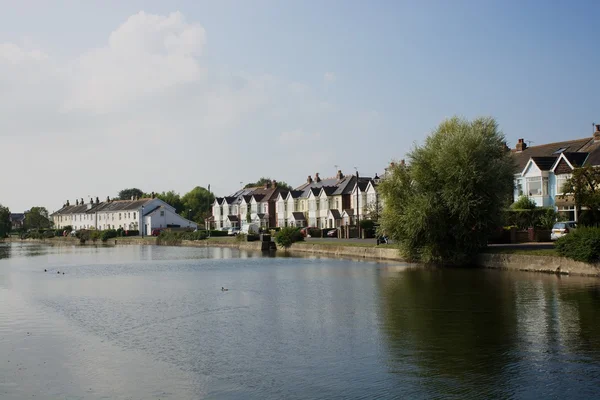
[504,208,558,230]
[209,230,229,237]
[555,227,600,263]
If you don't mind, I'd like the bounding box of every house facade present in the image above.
[51,195,197,234]
[511,126,600,221]
[9,213,26,230]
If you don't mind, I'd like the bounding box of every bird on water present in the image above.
[221,287,229,291]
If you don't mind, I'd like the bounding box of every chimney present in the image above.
[96,197,99,204]
[90,198,93,205]
[81,198,84,205]
[151,192,155,199]
[106,196,110,202]
[336,170,344,180]
[307,175,313,184]
[315,173,321,183]
[264,181,269,189]
[594,125,600,142]
[272,180,277,188]
[131,195,134,201]
[515,138,527,152]
[75,199,79,206]
[66,200,70,206]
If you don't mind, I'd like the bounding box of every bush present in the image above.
[504,208,558,230]
[511,196,537,210]
[90,230,102,241]
[556,227,600,263]
[360,220,376,238]
[246,234,260,242]
[180,231,208,240]
[100,229,118,242]
[123,230,140,237]
[275,227,304,249]
[209,230,228,237]
[236,233,247,242]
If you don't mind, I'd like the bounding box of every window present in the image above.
[553,147,568,154]
[119,213,122,220]
[133,212,136,219]
[556,174,571,194]
[526,177,542,196]
[160,211,165,216]
[517,179,524,196]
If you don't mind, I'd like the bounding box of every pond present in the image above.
[1,242,599,399]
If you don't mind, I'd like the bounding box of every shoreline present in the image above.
[4,237,600,277]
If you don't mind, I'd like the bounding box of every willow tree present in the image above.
[379,117,515,265]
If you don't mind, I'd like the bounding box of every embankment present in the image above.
[476,253,600,277]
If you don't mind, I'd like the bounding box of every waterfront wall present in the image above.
[476,253,600,277]
[288,243,402,261]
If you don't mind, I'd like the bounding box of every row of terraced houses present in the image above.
[208,170,385,230]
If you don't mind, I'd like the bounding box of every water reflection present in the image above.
[378,268,600,398]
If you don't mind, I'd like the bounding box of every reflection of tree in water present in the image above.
[0,243,10,260]
[377,267,519,398]
[378,268,600,398]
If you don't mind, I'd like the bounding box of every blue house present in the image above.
[511,126,600,221]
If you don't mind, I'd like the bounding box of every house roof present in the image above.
[93,198,155,213]
[252,194,265,202]
[9,213,25,222]
[511,138,591,171]
[256,213,268,219]
[563,152,589,167]
[341,209,354,217]
[290,212,306,221]
[227,215,239,222]
[530,156,558,171]
[321,186,337,196]
[328,209,342,219]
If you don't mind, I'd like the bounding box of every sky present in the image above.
[1,0,600,212]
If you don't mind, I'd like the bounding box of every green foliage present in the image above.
[244,177,293,191]
[556,227,600,263]
[25,207,51,230]
[180,186,215,224]
[209,230,228,237]
[75,229,91,241]
[275,227,304,248]
[236,233,247,242]
[156,191,184,214]
[0,204,10,238]
[504,208,558,230]
[100,229,118,241]
[157,230,207,245]
[118,188,144,200]
[511,196,537,210]
[360,219,376,237]
[562,166,600,227]
[378,116,516,265]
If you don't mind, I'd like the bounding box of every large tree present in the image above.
[378,117,515,265]
[244,177,292,190]
[0,204,10,237]
[561,165,600,226]
[156,191,184,214]
[180,186,215,223]
[118,188,145,200]
[25,207,52,230]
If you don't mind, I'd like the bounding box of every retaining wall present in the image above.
[476,253,600,277]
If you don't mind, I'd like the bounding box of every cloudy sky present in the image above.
[2,0,600,212]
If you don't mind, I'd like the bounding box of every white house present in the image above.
[51,195,197,234]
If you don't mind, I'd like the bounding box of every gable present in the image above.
[554,158,573,175]
[522,159,541,176]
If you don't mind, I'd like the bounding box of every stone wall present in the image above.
[289,243,402,261]
[476,253,600,277]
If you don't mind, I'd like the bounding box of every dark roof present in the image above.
[214,197,224,205]
[321,186,337,196]
[511,138,591,171]
[51,203,102,215]
[93,198,155,213]
[242,195,253,203]
[252,194,265,202]
[291,212,306,220]
[328,209,341,219]
[286,190,303,199]
[223,197,237,204]
[227,215,239,222]
[309,188,321,197]
[342,208,354,216]
[562,152,589,168]
[257,213,267,219]
[9,213,25,221]
[278,190,289,199]
[356,180,369,191]
[530,157,558,171]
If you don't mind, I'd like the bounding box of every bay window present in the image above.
[556,174,571,195]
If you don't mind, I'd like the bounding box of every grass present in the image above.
[483,247,559,257]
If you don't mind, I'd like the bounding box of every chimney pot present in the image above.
[106,196,110,202]
[76,199,79,206]
[307,175,313,183]
[594,125,600,141]
[516,138,527,151]
[315,173,321,182]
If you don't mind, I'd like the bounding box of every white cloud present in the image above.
[324,72,336,82]
[278,129,320,143]
[63,11,207,113]
[0,43,47,63]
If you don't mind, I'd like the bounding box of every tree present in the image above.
[118,188,144,200]
[274,227,304,249]
[25,207,52,230]
[180,186,215,223]
[0,204,10,238]
[561,166,600,226]
[511,196,537,210]
[244,177,292,191]
[156,191,184,214]
[378,116,515,265]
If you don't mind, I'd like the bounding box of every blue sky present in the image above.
[1,1,599,211]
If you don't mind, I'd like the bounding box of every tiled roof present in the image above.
[291,212,306,220]
[511,138,591,171]
[328,209,341,219]
[563,152,589,167]
[93,198,155,213]
[530,157,558,171]
[321,186,337,196]
[227,215,239,222]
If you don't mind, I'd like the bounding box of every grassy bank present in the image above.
[483,247,558,257]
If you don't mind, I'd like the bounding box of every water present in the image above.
[1,242,600,399]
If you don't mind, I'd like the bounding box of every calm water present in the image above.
[1,243,600,399]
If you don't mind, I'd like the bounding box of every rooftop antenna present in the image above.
[525,140,534,146]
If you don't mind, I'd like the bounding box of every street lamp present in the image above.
[141,205,145,238]
[355,170,360,237]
